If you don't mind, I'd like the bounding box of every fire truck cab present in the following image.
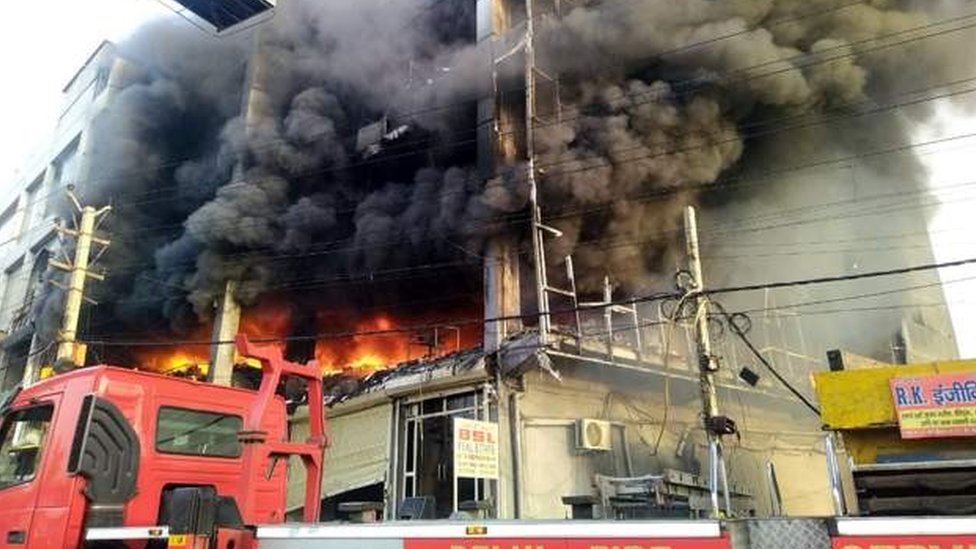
[0,336,325,549]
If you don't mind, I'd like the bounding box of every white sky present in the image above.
[0,2,973,356]
[0,0,166,182]
[917,105,976,356]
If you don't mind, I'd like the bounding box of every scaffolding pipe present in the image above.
[509,391,525,518]
[708,439,721,516]
[825,432,848,516]
[523,0,551,345]
[766,461,783,516]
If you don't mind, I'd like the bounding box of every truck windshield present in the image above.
[156,407,242,458]
[0,405,54,490]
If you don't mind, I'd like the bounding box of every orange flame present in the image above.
[315,315,412,376]
[239,298,292,350]
[130,295,482,379]
[139,348,209,375]
[128,319,211,376]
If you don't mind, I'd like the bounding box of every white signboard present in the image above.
[453,417,499,479]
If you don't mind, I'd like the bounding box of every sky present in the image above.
[0,0,166,182]
[1,1,974,356]
[917,105,976,356]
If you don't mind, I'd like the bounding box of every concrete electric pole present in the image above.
[684,206,721,426]
[209,279,242,387]
[683,205,731,518]
[50,189,111,368]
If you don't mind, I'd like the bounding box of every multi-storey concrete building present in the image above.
[283,0,960,522]
[0,41,138,390]
[0,0,961,522]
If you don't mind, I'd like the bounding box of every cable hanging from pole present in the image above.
[708,300,822,416]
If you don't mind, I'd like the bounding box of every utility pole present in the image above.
[209,279,241,387]
[50,188,111,368]
[683,205,731,518]
[684,206,720,424]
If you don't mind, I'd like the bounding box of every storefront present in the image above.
[288,334,833,521]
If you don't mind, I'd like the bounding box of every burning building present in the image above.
[0,0,971,522]
[0,41,145,390]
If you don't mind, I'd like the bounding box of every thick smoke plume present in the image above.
[33,0,974,362]
[534,0,974,293]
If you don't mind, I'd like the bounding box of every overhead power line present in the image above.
[707,257,976,297]
[83,255,976,347]
[713,301,822,415]
[74,121,976,276]
[732,274,976,316]
[103,71,976,240]
[752,300,965,318]
[98,145,976,280]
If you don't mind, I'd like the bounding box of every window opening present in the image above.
[156,407,243,458]
[0,405,54,489]
[397,390,494,519]
[93,67,110,98]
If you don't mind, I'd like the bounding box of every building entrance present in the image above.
[398,390,493,518]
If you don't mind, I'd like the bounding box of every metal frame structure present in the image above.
[398,388,494,518]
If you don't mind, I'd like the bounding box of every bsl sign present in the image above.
[453,418,500,480]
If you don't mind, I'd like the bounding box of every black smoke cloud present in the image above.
[33,0,520,348]
[532,0,975,294]
[32,0,973,362]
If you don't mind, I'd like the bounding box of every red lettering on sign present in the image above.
[832,535,976,549]
[567,538,730,549]
[459,429,470,441]
[405,540,549,549]
[404,538,730,549]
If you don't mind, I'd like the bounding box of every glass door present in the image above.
[398,390,492,518]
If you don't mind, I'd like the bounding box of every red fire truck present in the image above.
[1,335,974,549]
[0,335,323,548]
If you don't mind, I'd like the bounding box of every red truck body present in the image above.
[0,336,325,549]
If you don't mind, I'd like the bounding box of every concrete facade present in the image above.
[0,41,138,390]
[285,0,950,524]
[287,329,833,522]
[0,0,958,525]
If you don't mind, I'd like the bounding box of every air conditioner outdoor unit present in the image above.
[575,419,612,452]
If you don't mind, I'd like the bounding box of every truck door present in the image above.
[0,399,57,547]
